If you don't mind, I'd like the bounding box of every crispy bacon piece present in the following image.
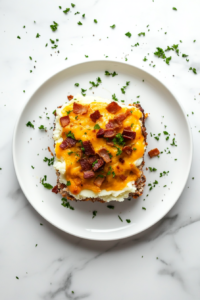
[106,140,114,147]
[80,158,91,171]
[122,146,133,156]
[96,128,105,138]
[104,129,116,138]
[148,148,160,158]
[122,129,136,140]
[83,170,95,179]
[94,176,105,187]
[106,102,121,114]
[119,157,125,164]
[82,141,95,156]
[87,155,99,164]
[73,102,88,115]
[90,110,102,122]
[60,137,76,150]
[57,105,62,108]
[120,175,127,181]
[106,119,121,129]
[92,158,104,172]
[98,148,111,163]
[52,185,59,194]
[115,110,131,123]
[67,95,74,101]
[60,116,70,127]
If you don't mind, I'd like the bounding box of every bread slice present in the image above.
[52,97,147,203]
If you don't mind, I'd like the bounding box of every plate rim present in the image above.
[12,59,193,241]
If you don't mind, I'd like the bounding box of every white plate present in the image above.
[13,60,192,241]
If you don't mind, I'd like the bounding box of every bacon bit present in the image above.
[106,140,114,147]
[106,102,121,114]
[52,185,59,194]
[106,119,121,129]
[60,183,66,189]
[122,146,133,156]
[124,126,131,130]
[119,158,125,164]
[87,155,99,164]
[60,116,70,127]
[92,158,104,172]
[142,127,147,138]
[67,95,73,101]
[60,137,76,150]
[90,110,102,122]
[115,110,131,123]
[148,148,160,158]
[98,148,111,163]
[83,170,95,179]
[120,175,127,181]
[57,105,62,108]
[48,147,54,157]
[96,128,105,138]
[104,129,116,138]
[94,176,105,187]
[82,141,95,156]
[146,167,148,170]
[122,129,136,140]
[73,102,88,115]
[80,158,91,171]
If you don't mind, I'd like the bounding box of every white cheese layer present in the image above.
[53,94,143,202]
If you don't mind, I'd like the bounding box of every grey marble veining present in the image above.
[1,0,200,299]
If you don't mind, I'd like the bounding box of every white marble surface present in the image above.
[1,0,200,299]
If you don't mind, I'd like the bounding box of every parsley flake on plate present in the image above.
[17,36,21,39]
[43,157,54,166]
[107,205,114,209]
[118,215,123,222]
[81,88,87,96]
[41,176,53,189]
[26,121,34,128]
[77,21,82,25]
[36,33,40,38]
[38,125,47,130]
[172,7,177,10]
[74,83,79,87]
[92,211,97,219]
[71,3,75,7]
[61,197,74,210]
[110,24,116,29]
[94,19,98,23]
[94,124,101,130]
[112,93,118,101]
[138,32,145,36]
[50,21,59,32]
[63,8,70,14]
[126,219,131,223]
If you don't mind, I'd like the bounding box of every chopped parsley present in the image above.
[36,33,40,38]
[110,24,116,29]
[17,36,21,39]
[81,88,87,96]
[71,3,75,7]
[160,171,169,177]
[154,136,159,141]
[94,124,101,130]
[154,47,166,59]
[61,197,74,210]
[67,181,71,186]
[89,77,102,89]
[66,131,75,139]
[29,56,32,60]
[59,6,62,9]
[43,157,54,166]
[50,21,59,32]
[113,133,125,146]
[16,277,19,279]
[94,19,97,23]
[92,160,98,167]
[126,219,131,223]
[63,8,70,14]
[66,110,73,115]
[121,81,130,94]
[172,7,177,10]
[38,125,47,130]
[77,21,82,25]
[26,121,34,128]
[182,54,188,57]
[92,211,97,219]
[118,215,123,222]
[112,93,118,101]
[31,166,35,169]
[74,12,80,15]
[82,14,85,18]
[75,116,78,120]
[52,109,56,115]
[132,42,139,47]
[41,176,53,189]
[115,146,122,156]
[107,205,114,209]
[165,56,172,65]
[149,167,157,172]
[138,32,145,36]
[142,207,146,210]
[74,83,79,87]
[143,57,147,62]
[105,70,118,77]
[125,32,131,38]
[170,138,177,146]
[189,67,197,74]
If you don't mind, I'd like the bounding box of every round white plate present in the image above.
[13,60,192,241]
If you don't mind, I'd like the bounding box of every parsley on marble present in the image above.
[92,211,97,219]
[26,121,34,128]
[143,57,147,62]
[142,207,146,210]
[172,7,177,10]
[43,157,54,166]
[38,125,47,130]
[31,166,35,169]
[36,33,40,38]
[165,56,172,65]
[149,167,157,172]
[82,14,85,18]
[81,88,87,96]
[17,36,21,39]
[189,67,197,74]
[63,8,70,14]
[171,138,177,146]
[16,276,19,279]
[74,12,80,15]
[61,197,74,210]
[182,54,188,57]
[77,21,82,25]
[94,19,98,23]
[160,171,169,177]
[29,56,32,60]
[105,70,118,77]
[59,6,62,9]
[112,93,118,101]
[71,3,75,7]
[132,43,139,47]
[110,24,116,29]
[154,47,166,59]
[138,32,145,36]
[121,81,130,94]
[50,21,59,32]
[125,32,131,38]
[126,219,131,223]
[74,83,79,87]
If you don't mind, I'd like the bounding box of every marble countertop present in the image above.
[1,0,200,299]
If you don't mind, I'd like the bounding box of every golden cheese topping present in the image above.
[55,100,145,196]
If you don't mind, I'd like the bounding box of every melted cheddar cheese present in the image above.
[53,96,145,200]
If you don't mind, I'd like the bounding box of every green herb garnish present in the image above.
[38,125,47,130]
[125,32,131,38]
[43,157,54,166]
[94,124,101,130]
[26,121,34,128]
